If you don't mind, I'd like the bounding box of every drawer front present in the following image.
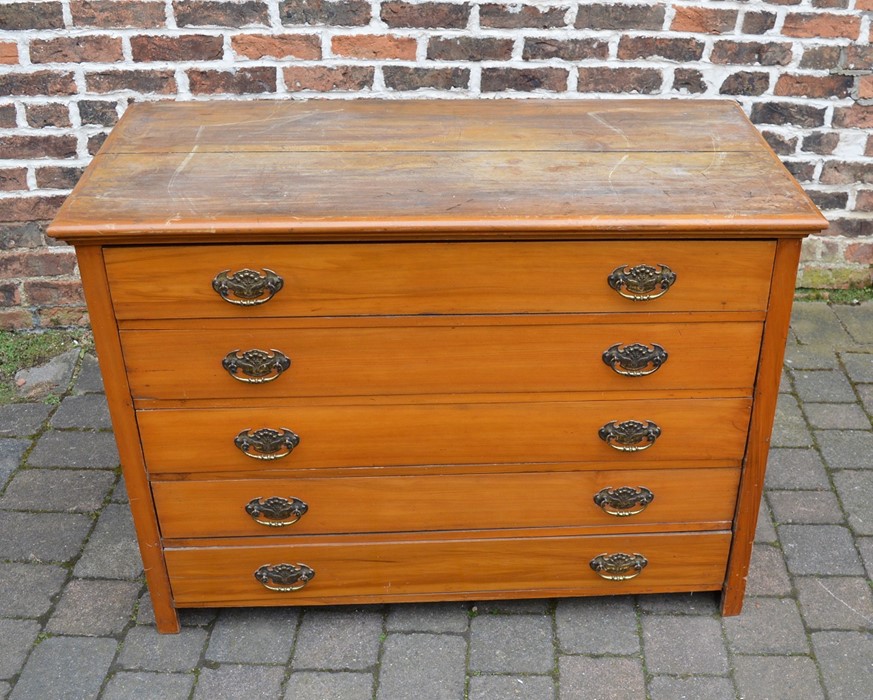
[123,321,763,400]
[138,398,752,474]
[106,241,775,320]
[165,531,732,605]
[153,467,740,538]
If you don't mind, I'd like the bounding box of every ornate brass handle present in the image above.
[594,486,655,517]
[254,563,315,592]
[598,420,661,452]
[222,349,291,384]
[607,264,676,301]
[212,268,284,306]
[590,553,648,581]
[245,496,308,527]
[234,428,300,460]
[602,343,668,377]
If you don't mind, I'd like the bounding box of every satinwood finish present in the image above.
[48,100,826,633]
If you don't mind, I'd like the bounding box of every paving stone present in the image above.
[46,579,140,636]
[135,591,216,627]
[0,438,28,489]
[0,468,115,513]
[0,511,91,562]
[804,402,870,430]
[765,448,830,490]
[755,499,778,543]
[206,607,298,664]
[0,562,67,617]
[790,303,851,347]
[10,636,117,700]
[470,614,554,674]
[556,596,639,655]
[118,626,208,672]
[111,475,128,503]
[284,671,373,700]
[833,470,873,535]
[733,655,824,700]
[832,303,873,344]
[13,348,79,400]
[28,429,119,468]
[558,656,644,700]
[772,394,813,447]
[0,403,51,437]
[796,576,873,630]
[0,618,40,679]
[811,631,873,700]
[745,543,792,596]
[50,394,111,429]
[841,352,873,383]
[767,489,844,524]
[648,675,736,700]
[74,503,142,579]
[816,430,873,470]
[292,608,383,670]
[857,537,873,577]
[103,672,195,700]
[386,602,469,633]
[194,664,284,700]
[723,597,808,654]
[376,633,466,700]
[641,616,728,675]
[637,591,719,615]
[0,681,9,698]
[785,344,839,369]
[469,675,554,700]
[73,354,104,394]
[859,384,873,414]
[794,370,856,403]
[475,599,550,614]
[779,524,864,575]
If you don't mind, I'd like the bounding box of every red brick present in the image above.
[750,102,826,127]
[617,36,704,62]
[859,76,873,100]
[832,105,873,128]
[37,306,90,327]
[0,308,33,330]
[0,282,20,307]
[576,3,665,30]
[0,70,76,97]
[782,13,860,40]
[231,34,321,60]
[481,67,567,92]
[782,160,816,182]
[174,0,269,27]
[801,132,840,155]
[0,135,77,159]
[523,38,608,61]
[844,46,873,71]
[0,168,27,192]
[867,135,873,157]
[85,69,177,94]
[0,2,64,29]
[0,249,77,276]
[88,132,108,155]
[283,65,374,91]
[742,11,776,34]
[0,197,67,222]
[820,161,873,185]
[71,1,166,27]
[761,131,798,155]
[280,0,371,27]
[427,36,513,61]
[36,166,85,189]
[774,74,853,98]
[332,34,417,60]
[0,42,17,64]
[0,104,16,128]
[800,46,842,69]
[0,222,47,250]
[813,0,849,7]
[480,3,569,28]
[857,0,873,9]
[854,190,873,213]
[381,2,470,29]
[78,100,119,126]
[25,103,71,128]
[806,190,847,210]
[846,242,873,263]
[131,35,224,61]
[383,66,469,90]
[672,68,706,94]
[188,67,276,94]
[31,36,123,63]
[23,279,86,305]
[824,219,873,237]
[710,40,792,66]
[720,71,770,96]
[578,67,662,94]
[671,6,737,33]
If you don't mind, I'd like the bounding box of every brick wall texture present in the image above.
[1,0,872,328]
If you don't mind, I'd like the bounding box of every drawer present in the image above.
[137,397,752,474]
[153,467,740,538]
[122,320,763,400]
[105,240,776,320]
[165,530,732,605]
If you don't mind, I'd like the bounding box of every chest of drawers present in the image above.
[49,99,826,633]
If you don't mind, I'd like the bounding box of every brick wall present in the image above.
[1,0,871,329]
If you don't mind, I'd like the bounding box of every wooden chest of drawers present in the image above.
[49,99,826,633]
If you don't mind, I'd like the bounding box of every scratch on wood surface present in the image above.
[588,112,631,148]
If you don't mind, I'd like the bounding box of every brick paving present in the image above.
[0,301,871,699]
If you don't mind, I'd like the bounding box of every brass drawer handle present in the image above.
[590,553,648,581]
[245,496,308,527]
[212,268,284,306]
[602,343,668,377]
[234,428,300,460]
[254,563,315,592]
[594,486,654,517]
[222,349,291,384]
[607,264,676,301]
[598,420,661,452]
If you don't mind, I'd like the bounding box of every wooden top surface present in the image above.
[49,99,826,244]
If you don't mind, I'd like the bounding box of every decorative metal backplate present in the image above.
[594,486,655,517]
[254,563,315,592]
[222,349,292,384]
[590,553,648,581]
[598,420,661,452]
[245,496,309,527]
[602,343,668,377]
[607,264,676,301]
[212,268,284,306]
[234,428,300,460]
